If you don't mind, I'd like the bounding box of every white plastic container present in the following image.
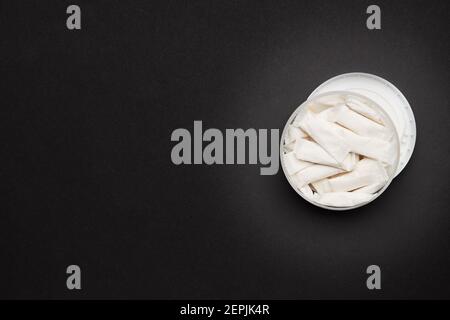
[280,73,416,210]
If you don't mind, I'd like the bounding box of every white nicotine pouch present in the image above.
[318,104,392,140]
[333,105,392,141]
[285,125,307,144]
[313,95,345,107]
[294,164,344,188]
[295,97,344,117]
[283,152,313,175]
[353,182,385,194]
[299,184,314,199]
[340,153,358,171]
[316,105,340,122]
[333,124,396,166]
[326,158,389,192]
[294,138,339,167]
[284,141,296,152]
[299,112,351,163]
[311,179,332,194]
[345,96,384,125]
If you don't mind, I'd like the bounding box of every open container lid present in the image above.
[308,73,416,176]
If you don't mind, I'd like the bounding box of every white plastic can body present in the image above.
[280,73,416,210]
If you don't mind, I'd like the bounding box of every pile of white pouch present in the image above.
[282,92,400,208]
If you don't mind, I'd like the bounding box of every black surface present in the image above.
[1,0,449,299]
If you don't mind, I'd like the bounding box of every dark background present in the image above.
[1,0,449,299]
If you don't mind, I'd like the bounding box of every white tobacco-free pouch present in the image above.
[345,96,384,124]
[283,152,313,175]
[333,124,396,166]
[294,138,339,167]
[326,158,388,192]
[284,125,307,144]
[319,104,392,141]
[293,164,344,188]
[299,112,351,163]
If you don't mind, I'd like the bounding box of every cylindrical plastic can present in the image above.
[280,73,416,210]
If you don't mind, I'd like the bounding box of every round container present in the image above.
[280,73,415,210]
